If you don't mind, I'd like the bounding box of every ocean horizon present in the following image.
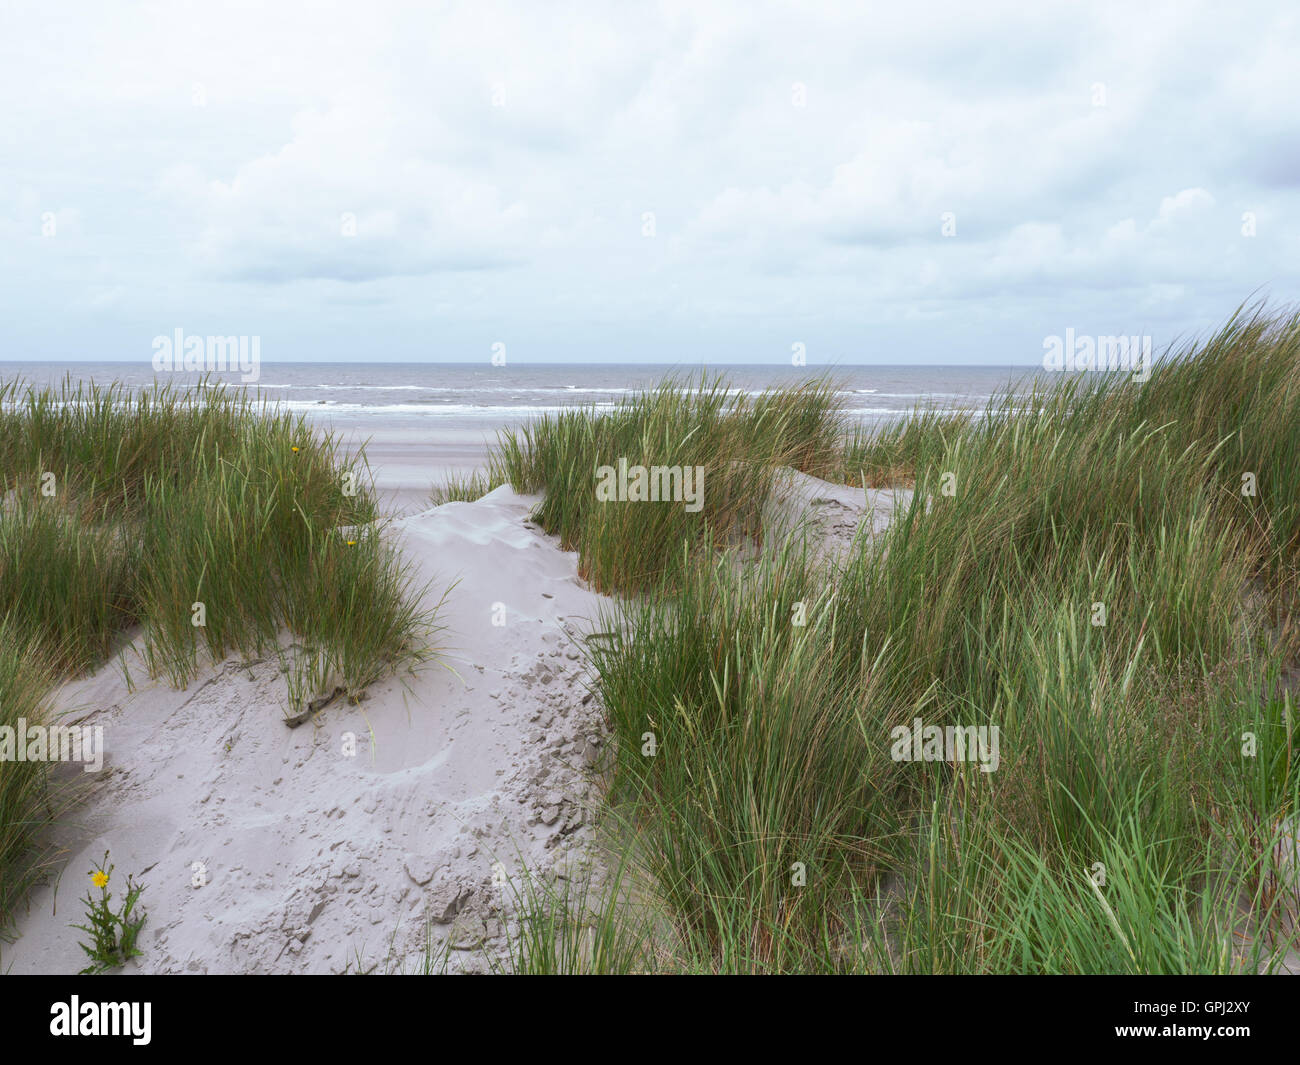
[0,360,1054,425]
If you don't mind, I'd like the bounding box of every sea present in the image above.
[0,361,1052,432]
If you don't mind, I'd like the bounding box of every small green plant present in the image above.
[71,851,148,974]
[428,469,503,506]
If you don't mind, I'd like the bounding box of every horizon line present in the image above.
[0,358,1040,369]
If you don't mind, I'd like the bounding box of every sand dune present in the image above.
[2,486,612,974]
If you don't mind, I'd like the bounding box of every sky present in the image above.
[1,0,1298,366]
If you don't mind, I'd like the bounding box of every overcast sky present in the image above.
[2,0,1297,365]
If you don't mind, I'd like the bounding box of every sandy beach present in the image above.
[325,415,498,517]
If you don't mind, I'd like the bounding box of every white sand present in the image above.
[762,468,912,563]
[1,485,613,974]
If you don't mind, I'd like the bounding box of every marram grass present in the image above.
[0,376,438,932]
[484,303,1300,973]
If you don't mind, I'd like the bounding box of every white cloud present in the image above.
[1,0,1298,362]
[1156,187,1216,224]
[159,101,531,281]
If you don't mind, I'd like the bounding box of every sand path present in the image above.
[2,486,610,974]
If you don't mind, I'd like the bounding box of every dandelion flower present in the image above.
[91,870,109,888]
[291,446,300,453]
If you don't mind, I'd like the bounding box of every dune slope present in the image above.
[2,486,610,974]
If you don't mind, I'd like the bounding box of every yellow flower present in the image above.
[291,446,300,453]
[91,870,109,888]
[346,540,357,546]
